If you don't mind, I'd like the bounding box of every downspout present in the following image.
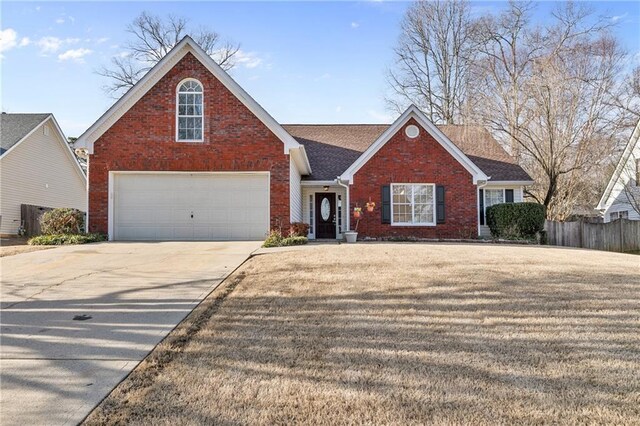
[336,177,350,232]
[477,178,490,237]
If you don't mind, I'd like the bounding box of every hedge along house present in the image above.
[75,36,533,241]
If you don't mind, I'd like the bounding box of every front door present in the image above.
[315,193,336,239]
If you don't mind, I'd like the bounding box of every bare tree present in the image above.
[98,12,239,96]
[470,1,542,161]
[387,0,478,124]
[472,2,632,220]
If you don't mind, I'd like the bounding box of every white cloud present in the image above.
[336,106,343,113]
[351,22,360,28]
[56,18,65,24]
[58,47,92,63]
[115,51,130,58]
[36,36,81,54]
[0,29,18,53]
[314,73,331,81]
[233,50,263,69]
[37,36,62,53]
[611,13,628,23]
[35,6,41,11]
[96,37,109,44]
[0,29,30,58]
[368,109,393,123]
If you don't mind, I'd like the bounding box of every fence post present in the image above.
[620,219,624,252]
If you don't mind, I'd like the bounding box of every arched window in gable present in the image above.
[177,79,203,141]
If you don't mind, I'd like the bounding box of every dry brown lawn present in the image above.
[85,243,640,425]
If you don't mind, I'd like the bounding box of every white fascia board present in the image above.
[48,115,87,181]
[485,180,535,186]
[340,105,488,184]
[597,119,640,210]
[76,36,300,155]
[290,145,312,175]
[301,180,341,186]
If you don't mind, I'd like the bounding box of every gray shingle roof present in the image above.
[0,113,51,155]
[283,124,532,182]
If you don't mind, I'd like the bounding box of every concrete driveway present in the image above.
[0,241,260,425]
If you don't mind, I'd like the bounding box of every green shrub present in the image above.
[262,230,308,248]
[486,202,546,239]
[28,233,107,246]
[262,230,283,247]
[40,208,84,235]
[281,236,308,246]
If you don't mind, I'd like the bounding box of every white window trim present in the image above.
[176,78,204,143]
[308,193,315,239]
[390,183,436,227]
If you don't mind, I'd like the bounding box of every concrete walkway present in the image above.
[0,241,260,425]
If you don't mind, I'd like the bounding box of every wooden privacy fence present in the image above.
[545,219,640,253]
[20,204,53,237]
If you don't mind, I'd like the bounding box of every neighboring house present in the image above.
[75,36,532,241]
[597,119,640,222]
[0,113,87,235]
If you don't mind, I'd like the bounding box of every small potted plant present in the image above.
[344,207,362,243]
[366,198,376,212]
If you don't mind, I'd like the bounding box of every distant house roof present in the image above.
[283,123,532,182]
[1,113,51,155]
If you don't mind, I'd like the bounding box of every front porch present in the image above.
[301,182,347,240]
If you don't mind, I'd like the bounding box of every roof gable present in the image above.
[597,119,640,210]
[75,36,306,166]
[0,114,86,181]
[284,122,532,182]
[339,105,488,184]
[1,113,51,155]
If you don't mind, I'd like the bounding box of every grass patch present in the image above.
[84,244,640,425]
[28,233,107,245]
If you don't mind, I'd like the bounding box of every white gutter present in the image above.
[336,177,350,232]
[476,179,489,237]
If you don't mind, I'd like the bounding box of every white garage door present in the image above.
[112,173,269,241]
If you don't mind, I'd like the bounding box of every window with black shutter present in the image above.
[381,185,391,224]
[436,185,445,223]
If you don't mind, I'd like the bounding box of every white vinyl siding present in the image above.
[0,119,86,235]
[111,172,269,241]
[289,157,302,223]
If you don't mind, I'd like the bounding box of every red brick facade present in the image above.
[88,52,290,234]
[350,118,478,239]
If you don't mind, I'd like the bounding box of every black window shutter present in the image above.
[436,185,445,224]
[479,189,485,226]
[381,185,391,224]
[505,189,514,203]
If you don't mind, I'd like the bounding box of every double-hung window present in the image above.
[484,189,505,210]
[177,79,203,142]
[391,184,435,225]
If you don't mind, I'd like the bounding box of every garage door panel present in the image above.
[113,173,269,241]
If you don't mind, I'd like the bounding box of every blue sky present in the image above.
[1,1,639,137]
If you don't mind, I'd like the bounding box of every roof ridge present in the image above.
[282,123,390,126]
[1,112,51,116]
